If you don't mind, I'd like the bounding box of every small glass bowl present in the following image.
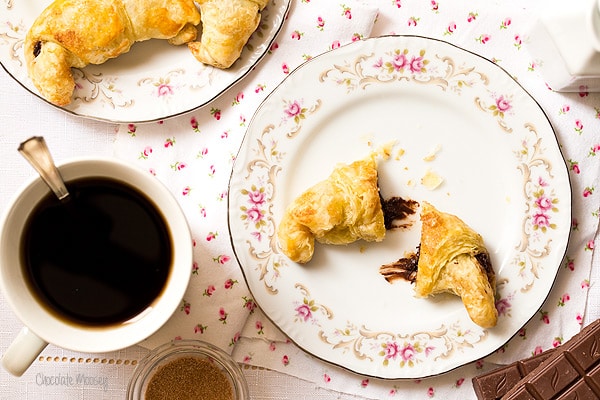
[127,340,249,400]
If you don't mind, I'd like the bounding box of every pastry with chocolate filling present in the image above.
[24,0,201,106]
[381,201,497,328]
[25,0,268,106]
[277,156,386,264]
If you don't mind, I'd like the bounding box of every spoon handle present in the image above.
[18,136,69,200]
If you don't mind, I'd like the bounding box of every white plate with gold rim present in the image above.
[0,0,290,123]
[228,35,571,379]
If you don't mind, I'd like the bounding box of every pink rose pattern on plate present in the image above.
[115,0,599,398]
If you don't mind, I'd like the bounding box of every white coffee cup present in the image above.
[0,157,192,377]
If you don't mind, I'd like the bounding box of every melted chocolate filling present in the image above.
[379,246,420,283]
[33,41,42,58]
[475,251,495,283]
[380,195,419,230]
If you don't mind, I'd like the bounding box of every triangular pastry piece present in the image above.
[277,156,385,263]
[416,201,497,328]
[188,0,269,68]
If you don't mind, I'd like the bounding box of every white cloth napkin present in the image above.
[113,0,379,354]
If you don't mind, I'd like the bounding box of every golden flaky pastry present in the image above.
[277,156,386,264]
[188,0,269,68]
[25,0,200,106]
[416,201,497,328]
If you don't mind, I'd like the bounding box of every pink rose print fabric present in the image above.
[116,120,252,353]
[114,0,599,399]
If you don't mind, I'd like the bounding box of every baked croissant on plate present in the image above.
[381,201,497,328]
[416,201,497,328]
[24,0,200,106]
[188,0,269,68]
[277,156,386,264]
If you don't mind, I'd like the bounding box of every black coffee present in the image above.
[21,177,172,326]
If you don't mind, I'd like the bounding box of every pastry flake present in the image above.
[24,0,201,106]
[277,156,386,264]
[421,169,444,190]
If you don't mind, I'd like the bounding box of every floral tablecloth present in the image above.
[1,0,599,399]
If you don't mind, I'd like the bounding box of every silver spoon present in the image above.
[18,136,69,200]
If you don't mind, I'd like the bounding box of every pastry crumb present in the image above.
[360,133,374,147]
[395,148,406,160]
[375,140,397,160]
[421,169,444,190]
[423,144,441,162]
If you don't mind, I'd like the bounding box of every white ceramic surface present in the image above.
[0,0,290,122]
[228,35,572,379]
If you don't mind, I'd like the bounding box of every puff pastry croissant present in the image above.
[24,0,201,106]
[277,156,386,264]
[381,201,497,328]
[188,0,269,68]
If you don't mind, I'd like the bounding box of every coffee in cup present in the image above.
[23,176,172,326]
[0,157,192,376]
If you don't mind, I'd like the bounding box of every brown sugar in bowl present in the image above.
[127,340,249,400]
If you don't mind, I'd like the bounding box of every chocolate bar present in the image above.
[502,318,600,399]
[472,348,556,399]
[473,319,600,400]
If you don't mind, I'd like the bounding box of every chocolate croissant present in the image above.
[24,0,200,106]
[417,202,497,328]
[381,201,497,328]
[277,156,386,264]
[188,0,269,68]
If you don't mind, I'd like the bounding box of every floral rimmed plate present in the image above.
[228,35,571,379]
[0,0,290,123]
